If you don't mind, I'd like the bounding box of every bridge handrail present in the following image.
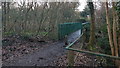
[82,22,90,25]
[65,22,120,60]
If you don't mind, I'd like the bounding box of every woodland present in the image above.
[1,0,120,67]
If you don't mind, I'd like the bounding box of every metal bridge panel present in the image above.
[58,22,82,39]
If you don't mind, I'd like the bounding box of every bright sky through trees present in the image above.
[0,0,104,11]
[78,2,87,11]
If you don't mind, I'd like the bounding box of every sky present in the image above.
[78,2,87,11]
[0,0,87,11]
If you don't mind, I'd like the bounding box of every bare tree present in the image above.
[87,1,95,47]
[105,1,114,56]
[112,2,118,57]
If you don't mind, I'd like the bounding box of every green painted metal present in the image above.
[58,22,82,39]
[57,22,120,60]
[66,33,83,49]
[65,31,120,60]
[66,47,120,60]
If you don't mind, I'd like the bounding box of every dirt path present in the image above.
[3,30,81,66]
[3,41,66,66]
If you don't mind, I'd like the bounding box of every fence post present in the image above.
[65,37,75,66]
[68,50,75,66]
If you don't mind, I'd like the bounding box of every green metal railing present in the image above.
[65,36,120,60]
[58,22,120,66]
[65,23,120,60]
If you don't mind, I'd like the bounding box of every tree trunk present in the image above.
[2,2,7,33]
[105,2,115,56]
[112,2,120,67]
[88,2,95,47]
[117,1,120,58]
[118,35,120,56]
[112,2,118,57]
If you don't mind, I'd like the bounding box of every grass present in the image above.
[3,31,15,36]
[3,31,48,36]
[3,31,58,41]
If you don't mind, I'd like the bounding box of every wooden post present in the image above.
[68,50,75,66]
[65,35,75,66]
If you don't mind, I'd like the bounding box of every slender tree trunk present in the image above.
[112,2,118,57]
[2,2,7,33]
[119,35,120,56]
[88,2,95,47]
[118,7,120,64]
[118,17,120,57]
[105,2,115,56]
[117,1,120,58]
[112,2,120,67]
